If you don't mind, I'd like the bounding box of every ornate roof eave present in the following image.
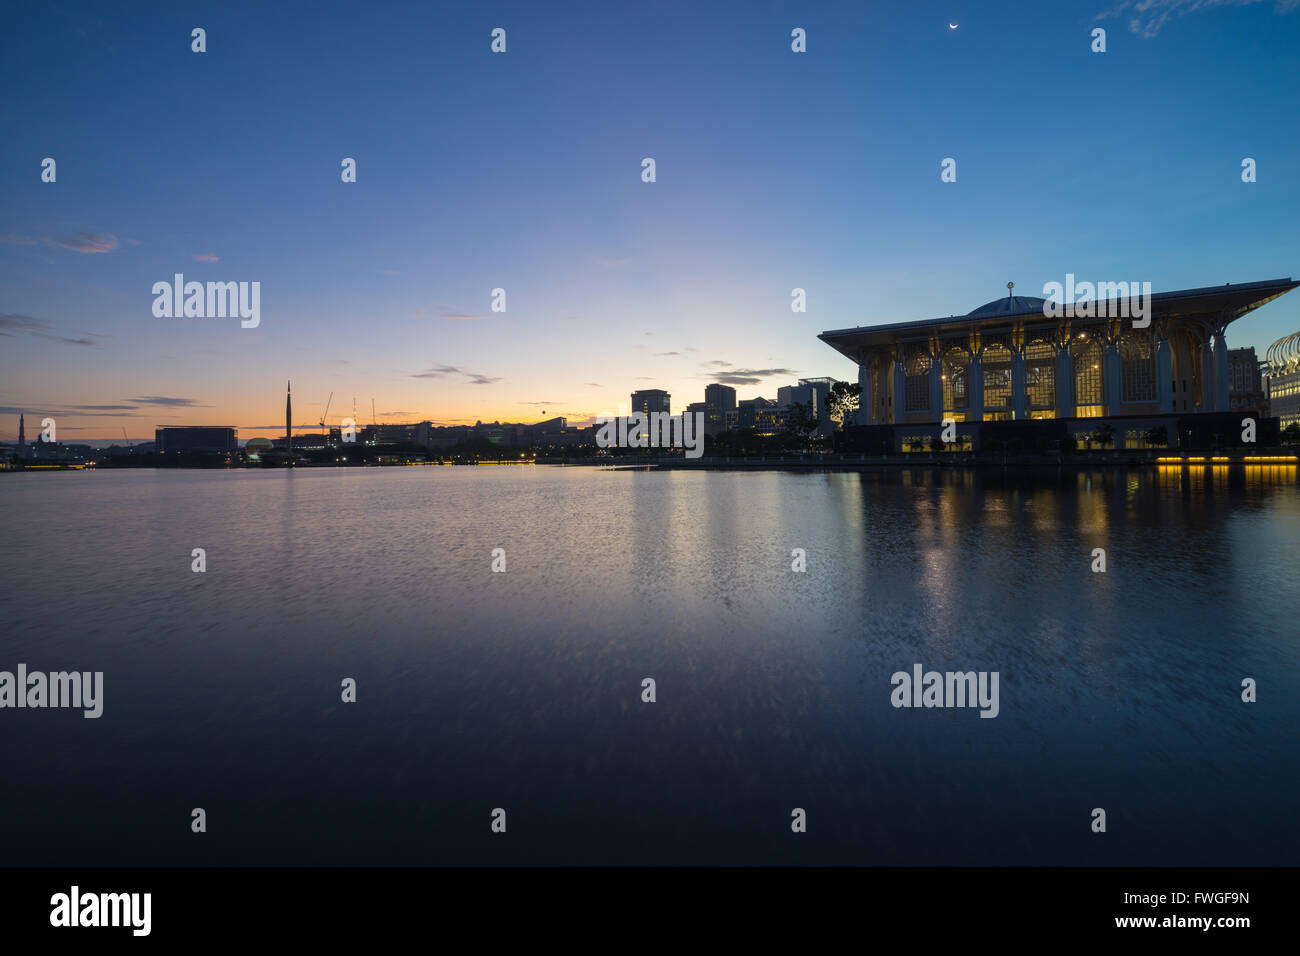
[819,277,1299,364]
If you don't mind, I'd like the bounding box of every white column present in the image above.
[857,358,870,425]
[1201,338,1215,410]
[893,358,905,424]
[1011,349,1027,419]
[929,353,943,421]
[1214,331,1229,413]
[1056,345,1074,418]
[1105,340,1122,416]
[1156,334,1173,413]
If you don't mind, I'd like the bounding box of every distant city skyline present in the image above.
[3,0,1299,440]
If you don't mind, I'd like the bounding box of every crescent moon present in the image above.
[949,23,959,29]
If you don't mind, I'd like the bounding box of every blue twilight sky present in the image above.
[2,0,1298,440]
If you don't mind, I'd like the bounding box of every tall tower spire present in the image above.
[17,413,25,448]
[286,380,292,457]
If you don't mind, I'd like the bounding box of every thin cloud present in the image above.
[410,365,501,385]
[414,307,492,321]
[653,351,681,357]
[126,396,207,407]
[711,367,797,386]
[410,365,462,378]
[57,406,138,417]
[1096,0,1296,38]
[32,332,97,347]
[0,403,139,417]
[1,313,102,346]
[584,382,603,387]
[193,253,219,262]
[56,233,120,254]
[1,232,125,254]
[0,313,51,332]
[593,257,632,269]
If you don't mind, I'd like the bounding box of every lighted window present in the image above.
[983,344,1012,408]
[942,347,969,411]
[1025,340,1056,408]
[1121,332,1155,402]
[1074,337,1105,407]
[904,349,931,412]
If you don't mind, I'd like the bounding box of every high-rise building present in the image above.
[737,397,774,430]
[1227,347,1266,417]
[362,421,434,446]
[704,384,736,411]
[754,406,792,436]
[17,413,25,449]
[777,383,815,411]
[286,380,293,455]
[798,376,834,410]
[776,381,828,437]
[797,377,837,436]
[777,383,826,436]
[628,389,671,446]
[630,389,671,417]
[155,427,239,454]
[703,384,736,436]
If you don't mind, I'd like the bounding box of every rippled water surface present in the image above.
[2,465,1297,864]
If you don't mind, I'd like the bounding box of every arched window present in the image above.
[1073,335,1104,416]
[1025,339,1056,409]
[982,343,1012,409]
[1121,330,1155,402]
[904,347,931,411]
[942,346,969,412]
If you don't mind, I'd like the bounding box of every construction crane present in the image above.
[320,392,333,446]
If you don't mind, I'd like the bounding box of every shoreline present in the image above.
[6,452,1298,473]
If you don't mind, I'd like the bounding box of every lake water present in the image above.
[2,465,1297,865]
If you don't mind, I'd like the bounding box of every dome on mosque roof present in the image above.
[967,294,1046,317]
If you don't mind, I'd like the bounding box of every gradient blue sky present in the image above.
[3,0,1299,440]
